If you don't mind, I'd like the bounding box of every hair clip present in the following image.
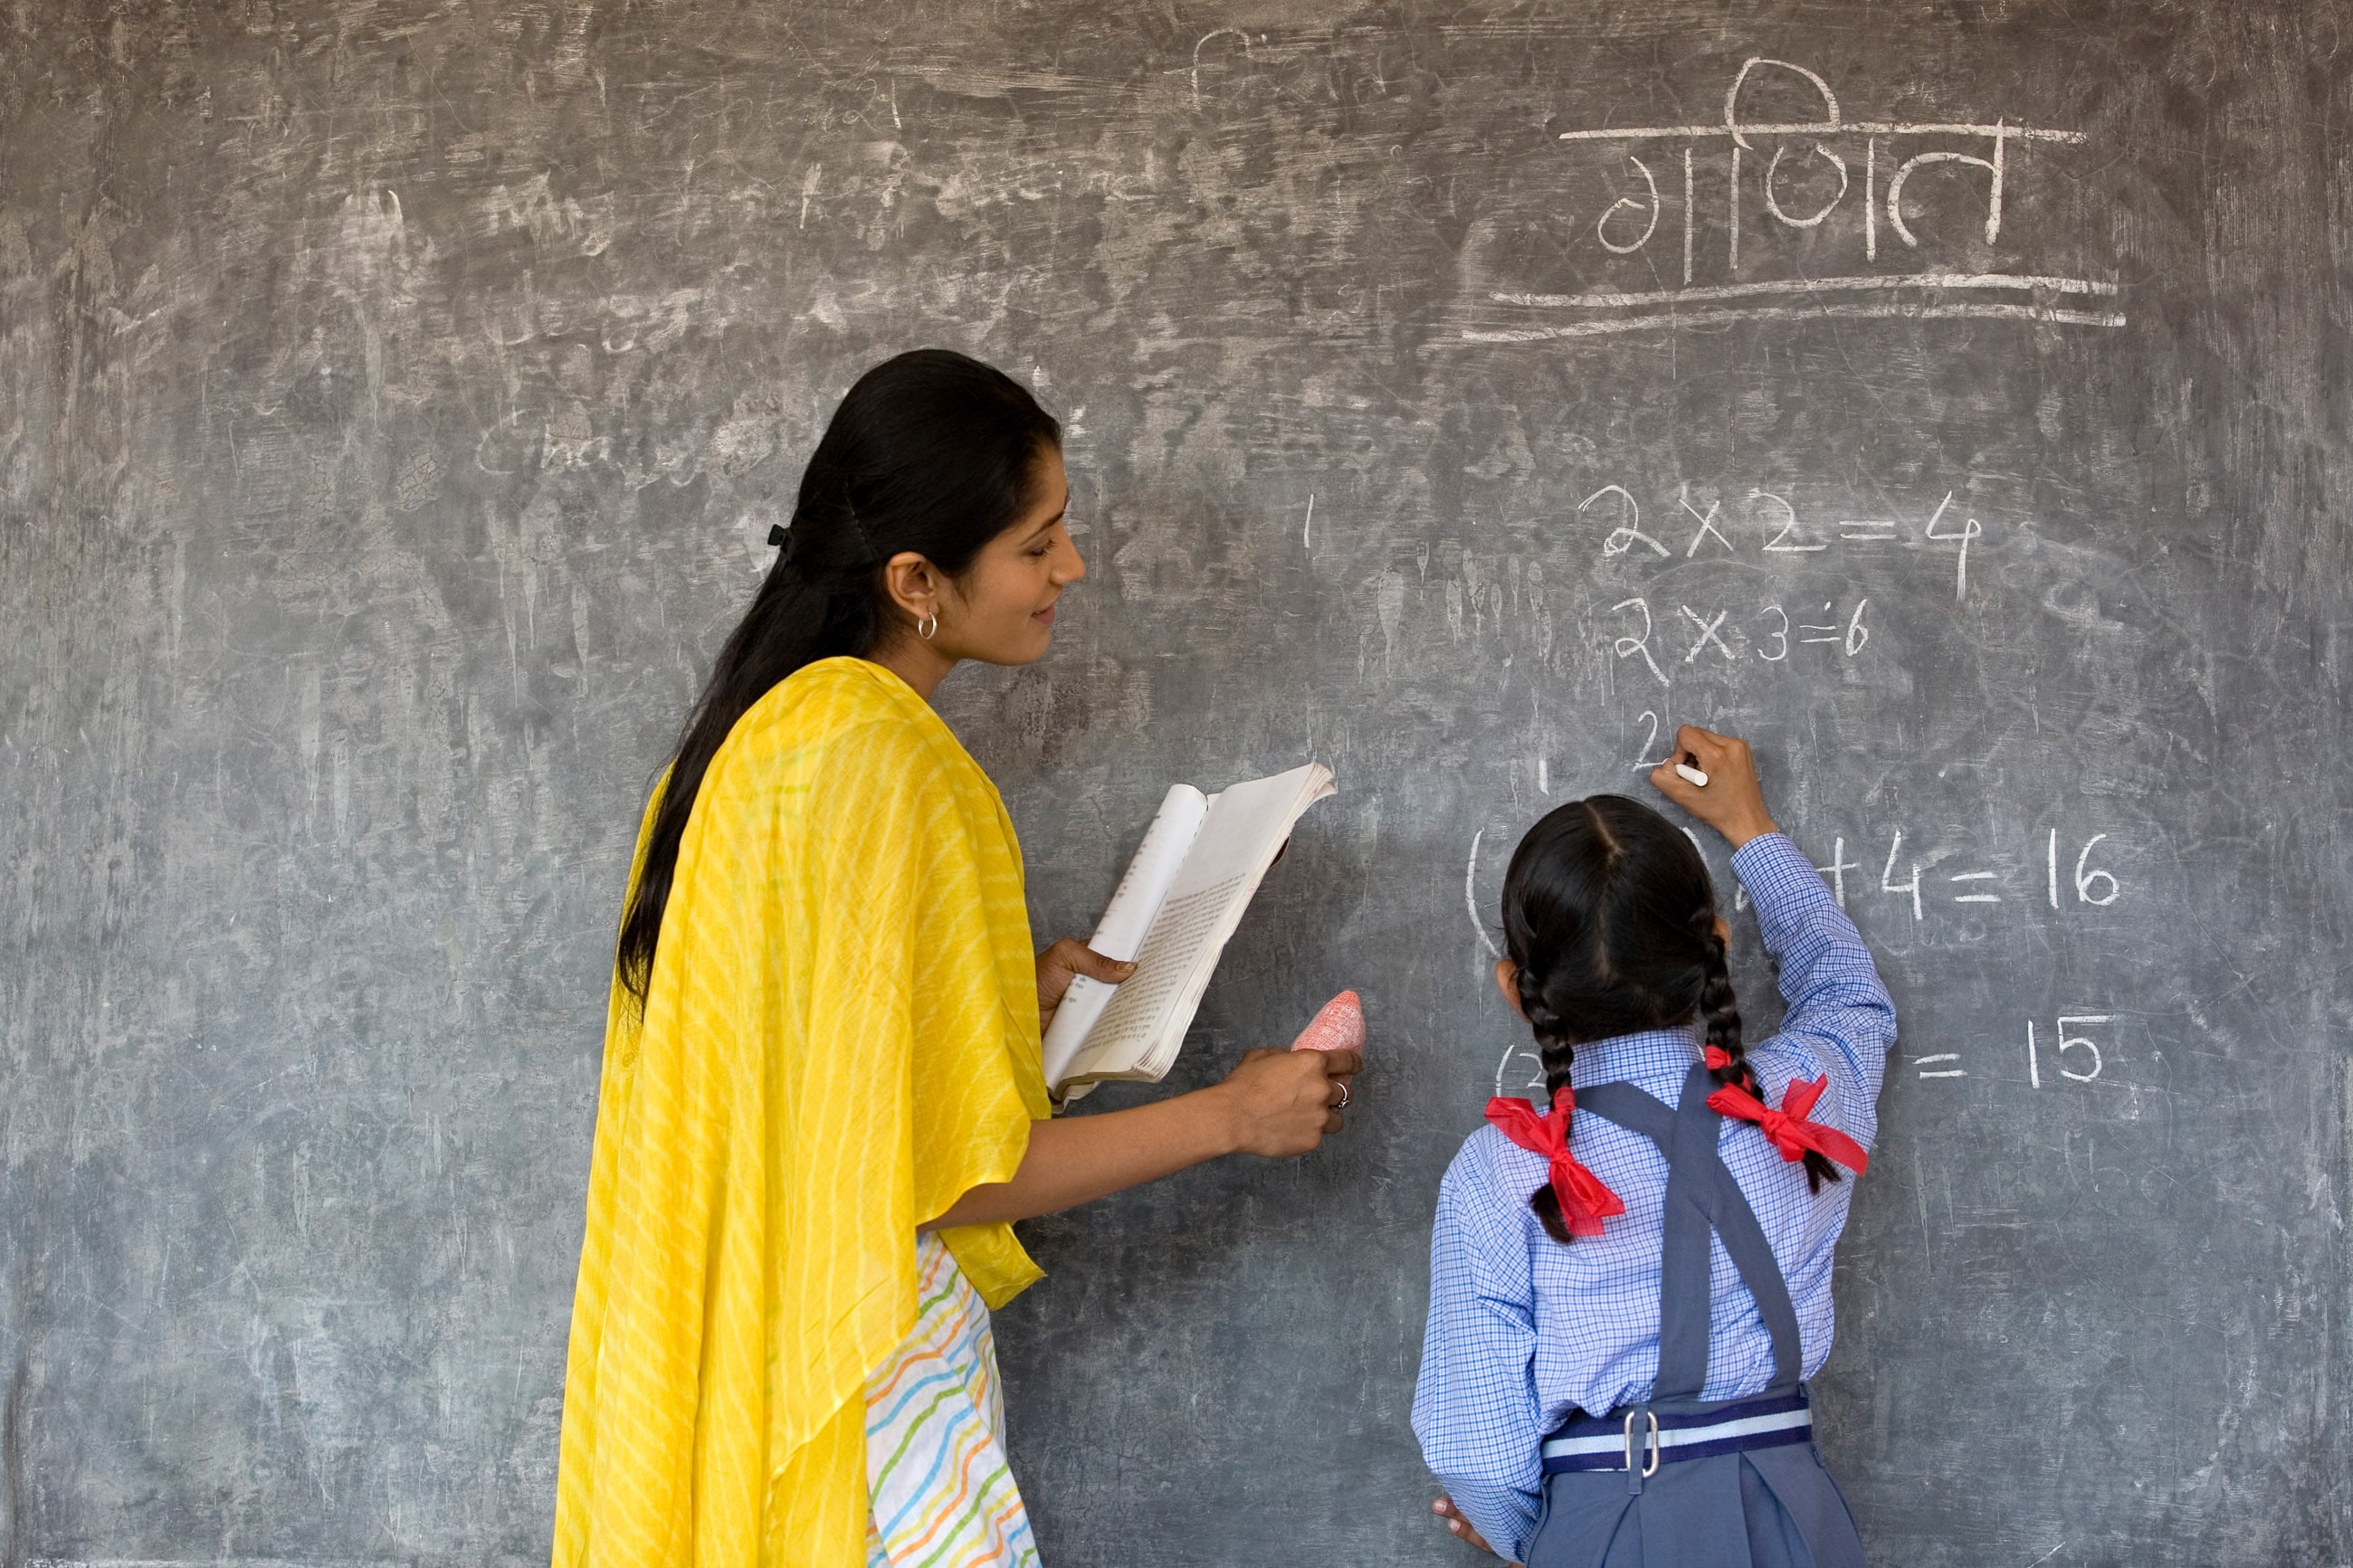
[767,523,789,547]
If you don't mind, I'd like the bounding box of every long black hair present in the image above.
[1501,794,1838,1244]
[614,348,1062,1006]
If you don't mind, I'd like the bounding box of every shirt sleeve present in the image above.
[1412,1134,1544,1564]
[1730,832,1899,1149]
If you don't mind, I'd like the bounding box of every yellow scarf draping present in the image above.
[551,657,1049,1567]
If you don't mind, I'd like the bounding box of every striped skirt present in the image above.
[863,1233,1041,1568]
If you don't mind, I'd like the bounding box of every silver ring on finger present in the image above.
[1334,1080,1351,1110]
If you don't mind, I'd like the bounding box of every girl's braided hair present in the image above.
[1501,796,1836,1244]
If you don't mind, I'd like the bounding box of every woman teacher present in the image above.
[549,349,1361,1567]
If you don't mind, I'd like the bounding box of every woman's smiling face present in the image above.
[936,442,1084,667]
[872,442,1086,693]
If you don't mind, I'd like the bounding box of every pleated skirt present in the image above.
[1525,1440,1868,1568]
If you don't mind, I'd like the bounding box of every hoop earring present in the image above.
[917,611,938,641]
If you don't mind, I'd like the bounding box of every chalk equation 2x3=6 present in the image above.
[1609,598,1872,684]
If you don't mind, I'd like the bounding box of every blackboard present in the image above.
[4,3,2347,1564]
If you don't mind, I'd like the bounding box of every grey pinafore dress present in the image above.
[1521,1063,1869,1568]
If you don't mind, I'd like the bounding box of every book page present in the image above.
[1065,870,1253,1079]
[1065,763,1335,1084]
[1040,784,1207,1090]
[1081,784,1210,964]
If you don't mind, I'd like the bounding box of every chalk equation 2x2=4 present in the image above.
[1582,484,1985,603]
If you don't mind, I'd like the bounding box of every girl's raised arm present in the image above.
[1728,832,1897,1137]
[1651,726,1896,1136]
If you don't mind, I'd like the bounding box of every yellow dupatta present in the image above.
[551,657,1050,1567]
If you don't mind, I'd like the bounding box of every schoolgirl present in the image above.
[1414,726,1895,1567]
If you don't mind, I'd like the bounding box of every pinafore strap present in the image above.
[1577,1062,1805,1402]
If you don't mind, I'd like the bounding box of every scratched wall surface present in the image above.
[2,1,2348,1563]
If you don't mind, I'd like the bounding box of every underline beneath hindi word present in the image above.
[1493,274,2120,310]
[1557,120,2087,144]
[1462,301,2128,341]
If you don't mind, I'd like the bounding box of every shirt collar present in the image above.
[1567,1023,1703,1090]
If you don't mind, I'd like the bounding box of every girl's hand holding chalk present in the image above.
[1649,725,1780,848]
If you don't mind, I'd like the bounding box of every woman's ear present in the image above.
[1712,915,1730,946]
[881,550,943,628]
[1494,957,1528,1021]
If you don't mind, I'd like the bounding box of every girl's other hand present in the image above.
[1215,1046,1361,1156]
[1432,1497,1516,1562]
[1648,725,1780,848]
[1034,937,1135,1030]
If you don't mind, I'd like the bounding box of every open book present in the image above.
[1042,763,1336,1099]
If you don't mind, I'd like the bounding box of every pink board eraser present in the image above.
[1290,990,1366,1055]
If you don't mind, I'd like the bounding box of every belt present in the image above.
[1540,1390,1812,1476]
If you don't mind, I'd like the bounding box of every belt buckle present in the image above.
[1622,1409,1661,1478]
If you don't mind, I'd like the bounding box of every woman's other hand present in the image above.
[1215,1046,1361,1157]
[1647,724,1780,848]
[923,1009,1361,1230]
[1433,1497,1516,1562]
[1034,937,1135,1030]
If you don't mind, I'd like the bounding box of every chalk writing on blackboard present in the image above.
[1468,57,2124,340]
[1608,595,1872,685]
[1463,827,1501,961]
[1492,1012,2124,1099]
[2027,1016,2115,1088]
[1580,484,1983,603]
[1464,822,2125,946]
[1469,813,2130,1092]
[1757,832,2124,919]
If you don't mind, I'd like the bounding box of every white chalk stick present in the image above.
[1674,763,1710,787]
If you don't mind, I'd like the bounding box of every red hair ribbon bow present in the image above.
[1485,1088,1627,1238]
[1702,1049,1869,1175]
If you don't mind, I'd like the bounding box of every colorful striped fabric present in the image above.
[864,1234,1041,1568]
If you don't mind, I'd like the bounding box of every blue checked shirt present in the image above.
[1411,833,1896,1563]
